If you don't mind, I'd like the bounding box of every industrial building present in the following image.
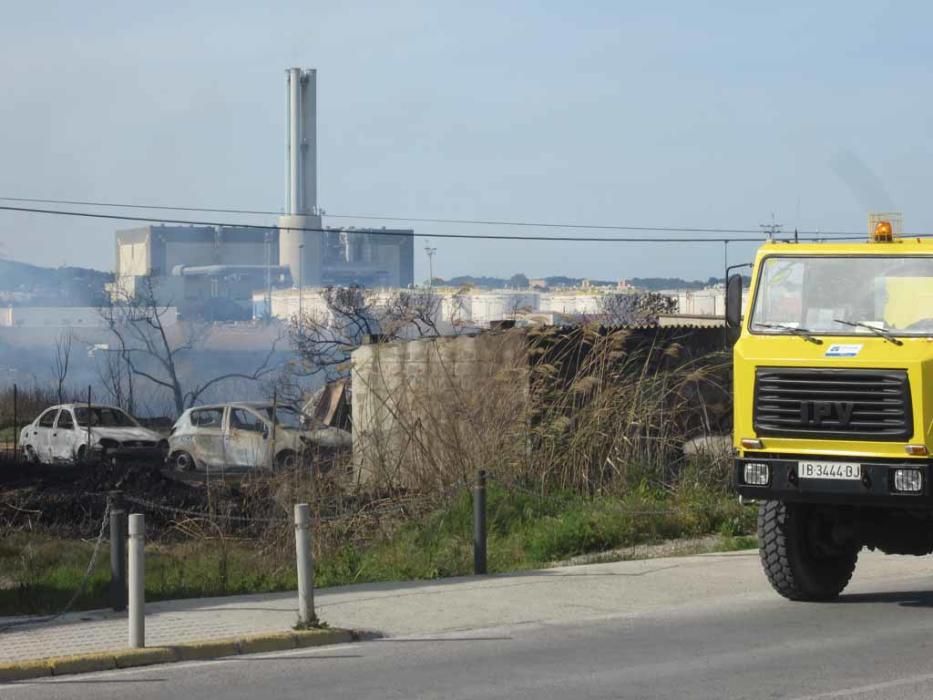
[110,67,414,320]
[113,223,413,319]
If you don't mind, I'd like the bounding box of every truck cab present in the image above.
[730,221,933,600]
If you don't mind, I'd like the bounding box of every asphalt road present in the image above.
[7,553,933,699]
[9,553,933,700]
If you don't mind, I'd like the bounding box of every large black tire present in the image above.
[758,500,859,601]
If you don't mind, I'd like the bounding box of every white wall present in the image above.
[0,307,110,328]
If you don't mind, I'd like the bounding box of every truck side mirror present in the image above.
[725,274,743,328]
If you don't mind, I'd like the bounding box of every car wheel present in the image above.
[275,450,297,470]
[24,445,39,464]
[173,451,196,472]
[76,445,87,463]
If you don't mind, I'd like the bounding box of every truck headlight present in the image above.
[743,462,770,486]
[893,469,922,493]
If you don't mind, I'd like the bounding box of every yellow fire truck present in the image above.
[728,218,933,600]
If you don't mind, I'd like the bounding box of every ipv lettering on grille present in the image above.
[800,400,855,427]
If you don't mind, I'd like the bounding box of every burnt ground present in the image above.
[0,459,286,538]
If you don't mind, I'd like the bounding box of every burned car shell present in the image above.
[19,404,165,464]
[167,402,350,470]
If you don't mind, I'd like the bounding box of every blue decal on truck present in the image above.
[825,344,863,357]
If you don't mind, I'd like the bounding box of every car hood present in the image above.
[90,426,163,443]
[300,427,352,449]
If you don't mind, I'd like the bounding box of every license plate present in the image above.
[798,461,862,480]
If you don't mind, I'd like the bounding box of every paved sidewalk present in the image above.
[3,548,933,663]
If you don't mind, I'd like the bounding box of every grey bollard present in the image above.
[294,503,316,625]
[128,513,145,648]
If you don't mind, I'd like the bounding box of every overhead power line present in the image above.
[0,204,865,244]
[0,195,866,237]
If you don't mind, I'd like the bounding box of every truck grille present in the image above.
[753,368,912,441]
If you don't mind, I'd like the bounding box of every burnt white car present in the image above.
[167,402,350,471]
[20,404,166,464]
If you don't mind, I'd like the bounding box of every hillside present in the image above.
[0,258,111,306]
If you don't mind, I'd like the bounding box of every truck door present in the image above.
[51,409,80,461]
[226,408,270,468]
[189,407,227,469]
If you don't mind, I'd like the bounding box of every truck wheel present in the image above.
[758,500,859,601]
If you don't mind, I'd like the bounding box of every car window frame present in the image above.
[56,410,75,430]
[190,407,225,429]
[37,409,58,428]
[230,407,268,433]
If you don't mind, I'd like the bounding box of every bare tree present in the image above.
[94,343,135,413]
[289,286,443,382]
[101,279,283,415]
[52,331,73,404]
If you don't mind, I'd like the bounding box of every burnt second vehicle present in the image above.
[167,402,350,471]
[20,404,166,465]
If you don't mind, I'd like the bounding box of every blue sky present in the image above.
[0,1,931,281]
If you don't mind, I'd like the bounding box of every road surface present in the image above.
[6,549,933,699]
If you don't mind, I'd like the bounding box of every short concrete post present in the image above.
[128,513,145,648]
[294,503,316,625]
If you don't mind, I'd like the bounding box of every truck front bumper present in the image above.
[734,456,933,508]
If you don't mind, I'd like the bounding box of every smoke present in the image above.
[829,149,897,213]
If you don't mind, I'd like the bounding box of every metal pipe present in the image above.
[86,385,92,463]
[128,513,145,648]
[270,388,278,470]
[473,470,487,575]
[110,505,127,612]
[298,243,304,321]
[12,383,17,459]
[294,503,316,625]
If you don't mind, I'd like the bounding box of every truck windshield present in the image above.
[750,255,933,336]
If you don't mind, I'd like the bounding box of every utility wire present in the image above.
[0,204,867,244]
[0,195,866,237]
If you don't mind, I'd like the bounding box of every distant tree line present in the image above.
[431,274,725,291]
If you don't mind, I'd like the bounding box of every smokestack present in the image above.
[285,68,317,215]
[279,68,322,288]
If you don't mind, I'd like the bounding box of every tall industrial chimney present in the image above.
[278,68,322,289]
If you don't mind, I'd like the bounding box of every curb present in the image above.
[0,628,355,683]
